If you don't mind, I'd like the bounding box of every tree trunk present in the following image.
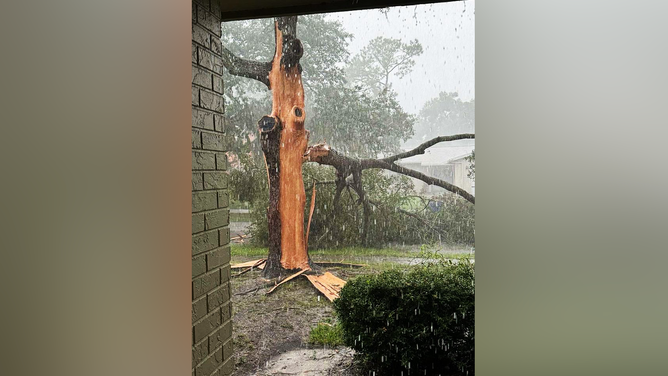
[259,18,313,278]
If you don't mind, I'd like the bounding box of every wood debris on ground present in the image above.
[231,259,266,270]
[232,258,348,301]
[266,268,309,294]
[305,272,346,302]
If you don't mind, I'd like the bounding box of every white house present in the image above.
[396,143,475,197]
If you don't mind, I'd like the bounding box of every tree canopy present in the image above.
[221,15,416,160]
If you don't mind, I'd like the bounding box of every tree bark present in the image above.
[260,17,312,278]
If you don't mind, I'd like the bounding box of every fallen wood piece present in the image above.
[306,272,346,302]
[234,286,261,296]
[313,261,367,268]
[266,269,308,295]
[232,266,254,278]
[231,259,267,269]
[232,259,267,277]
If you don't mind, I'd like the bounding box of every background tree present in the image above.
[407,91,474,148]
[346,36,423,97]
[222,17,416,163]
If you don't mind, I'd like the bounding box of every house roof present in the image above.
[397,145,474,167]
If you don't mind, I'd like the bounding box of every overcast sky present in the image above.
[327,0,475,115]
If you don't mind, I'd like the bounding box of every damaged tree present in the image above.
[223,17,313,278]
[222,16,475,281]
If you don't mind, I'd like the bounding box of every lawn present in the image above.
[231,243,474,261]
[229,243,473,375]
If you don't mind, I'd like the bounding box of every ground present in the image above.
[230,245,473,375]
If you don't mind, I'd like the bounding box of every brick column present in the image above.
[192,1,233,375]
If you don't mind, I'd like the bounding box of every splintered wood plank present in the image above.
[266,268,308,295]
[232,259,267,278]
[231,259,266,269]
[306,272,347,302]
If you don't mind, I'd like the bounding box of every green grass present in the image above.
[231,244,474,260]
[308,323,345,346]
[231,244,270,257]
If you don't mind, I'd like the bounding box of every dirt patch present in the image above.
[231,264,361,376]
[229,255,426,375]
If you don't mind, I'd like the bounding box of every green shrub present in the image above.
[308,322,345,346]
[334,260,475,375]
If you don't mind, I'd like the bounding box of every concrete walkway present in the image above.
[256,348,355,376]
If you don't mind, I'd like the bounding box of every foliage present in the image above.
[465,150,475,180]
[333,260,475,375]
[416,193,475,245]
[222,17,474,249]
[228,155,475,248]
[221,16,415,160]
[407,92,474,148]
[309,86,415,158]
[308,323,345,346]
[227,151,267,204]
[346,36,424,97]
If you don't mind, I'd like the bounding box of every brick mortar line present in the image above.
[192,336,229,372]
[191,227,221,238]
[191,245,231,261]
[194,281,232,306]
[206,281,230,296]
[197,128,226,136]
[192,62,224,78]
[199,187,229,192]
[191,309,223,334]
[194,8,222,37]
[192,225,231,235]
[192,208,225,214]
[191,105,226,117]
[204,349,234,376]
[191,104,225,117]
[191,38,221,55]
[191,300,230,328]
[191,314,233,361]
[191,265,227,286]
[192,201,229,214]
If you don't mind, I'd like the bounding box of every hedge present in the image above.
[334,260,474,375]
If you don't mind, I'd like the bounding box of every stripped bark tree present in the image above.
[222,16,475,279]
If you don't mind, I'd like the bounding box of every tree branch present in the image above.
[380,133,475,164]
[221,46,272,88]
[305,136,476,204]
[380,160,475,204]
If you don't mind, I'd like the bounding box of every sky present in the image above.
[327,0,475,116]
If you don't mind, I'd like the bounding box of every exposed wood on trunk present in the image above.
[305,182,317,252]
[268,18,311,272]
